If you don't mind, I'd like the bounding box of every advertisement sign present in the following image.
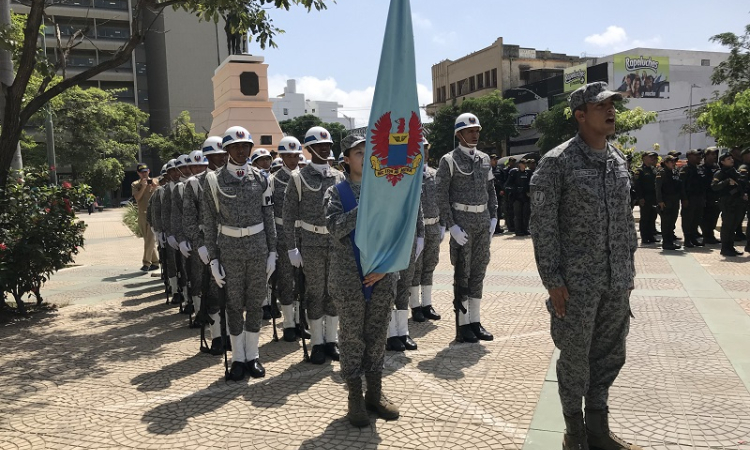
[613,55,670,99]
[563,63,588,93]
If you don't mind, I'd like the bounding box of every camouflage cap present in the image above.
[644,151,659,158]
[568,82,623,112]
[704,146,719,154]
[340,134,366,155]
[667,150,682,157]
[663,155,678,162]
[686,149,702,156]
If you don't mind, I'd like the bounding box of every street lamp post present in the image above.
[331,109,354,130]
[689,84,699,149]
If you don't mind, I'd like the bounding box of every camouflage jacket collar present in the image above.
[572,134,615,164]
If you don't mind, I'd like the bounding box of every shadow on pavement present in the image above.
[416,343,489,380]
[101,272,151,282]
[131,352,221,392]
[408,320,438,339]
[299,416,382,450]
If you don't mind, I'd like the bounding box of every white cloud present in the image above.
[268,74,434,127]
[584,25,662,53]
[412,12,432,30]
[432,31,457,46]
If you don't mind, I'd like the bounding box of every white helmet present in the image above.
[250,148,272,165]
[278,136,303,154]
[304,126,333,147]
[201,136,225,155]
[166,159,178,170]
[271,157,283,170]
[298,154,306,163]
[188,150,203,166]
[422,137,431,149]
[160,164,168,175]
[454,113,482,135]
[337,154,345,164]
[222,126,254,147]
[176,154,191,167]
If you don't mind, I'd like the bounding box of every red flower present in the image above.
[63,198,72,213]
[0,243,7,251]
[62,181,72,189]
[44,207,50,213]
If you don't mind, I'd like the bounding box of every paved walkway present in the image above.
[1,209,749,449]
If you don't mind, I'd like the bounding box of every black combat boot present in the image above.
[170,291,183,305]
[346,378,369,428]
[399,335,417,350]
[386,336,405,351]
[470,322,494,341]
[262,305,272,321]
[228,361,245,381]
[411,307,425,322]
[563,412,589,450]
[245,359,265,378]
[364,372,399,420]
[209,337,224,356]
[283,327,297,342]
[457,324,478,343]
[703,235,720,244]
[683,235,695,248]
[324,342,340,361]
[310,344,326,364]
[585,408,643,450]
[691,236,704,247]
[422,305,441,320]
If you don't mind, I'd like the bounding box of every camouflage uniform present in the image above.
[170,180,190,295]
[324,181,397,381]
[160,182,180,293]
[283,164,345,347]
[201,166,276,363]
[435,146,498,326]
[390,203,424,343]
[529,134,637,416]
[411,166,443,306]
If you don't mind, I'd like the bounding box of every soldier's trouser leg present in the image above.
[639,204,656,239]
[702,200,721,238]
[720,199,744,251]
[682,195,705,239]
[332,272,396,381]
[513,200,523,233]
[522,200,531,232]
[223,258,247,363]
[279,241,297,329]
[165,246,177,279]
[505,197,515,230]
[549,286,630,415]
[662,202,679,244]
[302,246,334,320]
[139,216,158,266]
[395,240,418,310]
[450,222,491,323]
[189,253,204,312]
[413,231,441,306]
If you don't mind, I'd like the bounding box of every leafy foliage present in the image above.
[696,88,750,148]
[279,114,348,158]
[0,173,89,313]
[122,203,142,238]
[84,158,125,196]
[710,24,750,102]
[143,111,206,162]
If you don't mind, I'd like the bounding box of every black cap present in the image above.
[667,151,682,157]
[663,155,678,162]
[490,154,499,159]
[719,153,733,162]
[644,151,658,158]
[136,163,149,172]
[704,147,719,154]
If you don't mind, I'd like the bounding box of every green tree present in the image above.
[424,104,459,163]
[0,0,331,189]
[143,111,206,162]
[83,158,124,197]
[279,114,347,159]
[696,88,750,148]
[710,23,750,102]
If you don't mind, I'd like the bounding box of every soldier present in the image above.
[490,154,505,234]
[160,159,183,304]
[298,154,309,168]
[324,136,399,427]
[656,155,683,250]
[283,126,346,364]
[147,165,168,284]
[633,151,659,244]
[131,163,160,272]
[202,126,277,380]
[251,148,273,175]
[327,154,336,167]
[435,112,498,343]
[168,154,193,312]
[270,157,283,174]
[504,159,531,236]
[680,149,708,248]
[410,138,444,323]
[712,153,746,257]
[270,136,307,342]
[184,137,229,354]
[529,82,641,450]
[700,147,722,244]
[504,157,517,233]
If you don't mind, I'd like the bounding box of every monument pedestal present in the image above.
[209,55,283,149]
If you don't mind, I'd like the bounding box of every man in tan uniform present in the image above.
[132,163,160,271]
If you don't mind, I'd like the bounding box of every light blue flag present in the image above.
[356,0,424,275]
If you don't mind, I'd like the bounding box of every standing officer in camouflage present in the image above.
[270,136,305,342]
[633,151,659,244]
[700,147,722,244]
[530,82,642,450]
[712,153,746,257]
[132,163,159,272]
[168,154,194,312]
[160,159,183,304]
[656,155,683,250]
[324,137,399,427]
[284,126,346,364]
[202,126,277,380]
[410,138,444,323]
[435,112,498,343]
[680,149,708,248]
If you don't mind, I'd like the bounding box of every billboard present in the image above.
[563,63,588,93]
[614,55,670,99]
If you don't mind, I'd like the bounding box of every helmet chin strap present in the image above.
[228,154,247,166]
[457,133,477,148]
[308,145,328,163]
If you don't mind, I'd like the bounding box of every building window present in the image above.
[491,69,498,87]
[136,62,147,75]
[701,59,710,66]
[312,108,316,113]
[260,135,273,146]
[283,108,289,116]
[477,73,484,89]
[450,83,456,98]
[469,76,475,92]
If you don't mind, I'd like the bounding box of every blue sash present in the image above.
[335,181,374,301]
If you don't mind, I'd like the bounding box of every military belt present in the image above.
[424,217,440,225]
[218,223,264,238]
[452,203,486,213]
[299,221,328,235]
[275,217,284,226]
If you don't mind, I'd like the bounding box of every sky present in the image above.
[257,0,749,127]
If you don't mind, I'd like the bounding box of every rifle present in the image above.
[159,245,171,304]
[198,264,213,353]
[295,268,309,362]
[175,251,186,312]
[453,247,468,343]
[269,270,279,342]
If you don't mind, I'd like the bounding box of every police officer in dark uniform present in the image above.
[656,155,682,250]
[701,147,722,244]
[739,149,750,252]
[504,159,531,236]
[503,157,517,233]
[680,149,708,247]
[633,151,659,244]
[712,153,747,256]
[491,154,506,234]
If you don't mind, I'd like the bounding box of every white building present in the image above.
[271,79,353,129]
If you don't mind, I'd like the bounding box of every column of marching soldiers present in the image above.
[492,147,750,256]
[145,114,497,391]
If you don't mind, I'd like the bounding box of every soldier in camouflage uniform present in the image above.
[160,159,183,305]
[170,154,196,315]
[202,126,277,381]
[410,139,444,323]
[324,137,399,428]
[435,112,498,344]
[270,136,305,342]
[183,137,228,354]
[530,82,642,450]
[283,126,346,365]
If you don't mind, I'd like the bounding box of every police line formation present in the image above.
[135,81,747,449]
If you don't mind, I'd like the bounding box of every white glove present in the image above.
[288,248,303,268]
[489,218,498,236]
[449,225,469,246]
[439,226,446,241]
[167,235,179,250]
[197,246,210,265]
[415,237,425,258]
[209,259,226,288]
[266,252,277,281]
[156,232,165,247]
[179,241,191,258]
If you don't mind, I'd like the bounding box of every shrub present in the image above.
[0,172,89,313]
[122,203,142,237]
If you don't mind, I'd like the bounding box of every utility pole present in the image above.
[41,30,57,184]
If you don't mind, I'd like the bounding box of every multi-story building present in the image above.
[426,37,587,116]
[271,79,353,129]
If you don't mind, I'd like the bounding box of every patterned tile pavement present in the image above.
[0,210,749,449]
